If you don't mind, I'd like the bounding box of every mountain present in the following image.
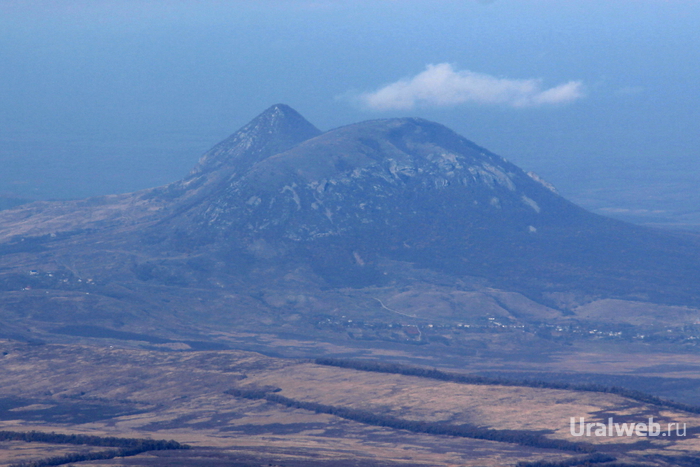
[147,107,700,302]
[1,105,699,358]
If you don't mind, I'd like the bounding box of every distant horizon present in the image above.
[2,1,699,228]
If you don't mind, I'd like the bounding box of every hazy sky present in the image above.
[1,0,699,223]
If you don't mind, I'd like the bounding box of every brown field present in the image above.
[0,441,111,466]
[1,340,699,466]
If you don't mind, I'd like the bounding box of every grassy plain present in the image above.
[1,340,699,466]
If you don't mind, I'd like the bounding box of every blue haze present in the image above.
[1,1,698,227]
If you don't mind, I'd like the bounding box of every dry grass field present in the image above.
[0,441,112,466]
[1,339,699,466]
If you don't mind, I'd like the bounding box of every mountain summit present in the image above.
[191,104,322,176]
[145,104,323,219]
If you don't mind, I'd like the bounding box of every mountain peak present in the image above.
[191,104,322,175]
[265,103,304,119]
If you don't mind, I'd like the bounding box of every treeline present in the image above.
[226,387,589,452]
[515,453,650,467]
[314,358,700,414]
[1,430,188,467]
[0,430,186,449]
[11,449,138,467]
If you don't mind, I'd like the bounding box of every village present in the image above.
[313,314,700,348]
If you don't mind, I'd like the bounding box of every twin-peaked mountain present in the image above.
[138,104,697,303]
[0,104,699,347]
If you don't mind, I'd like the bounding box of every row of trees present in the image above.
[226,387,588,452]
[0,430,186,450]
[11,448,134,467]
[1,430,188,467]
[515,453,641,467]
[314,358,700,414]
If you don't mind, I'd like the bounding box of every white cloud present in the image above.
[358,63,584,110]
